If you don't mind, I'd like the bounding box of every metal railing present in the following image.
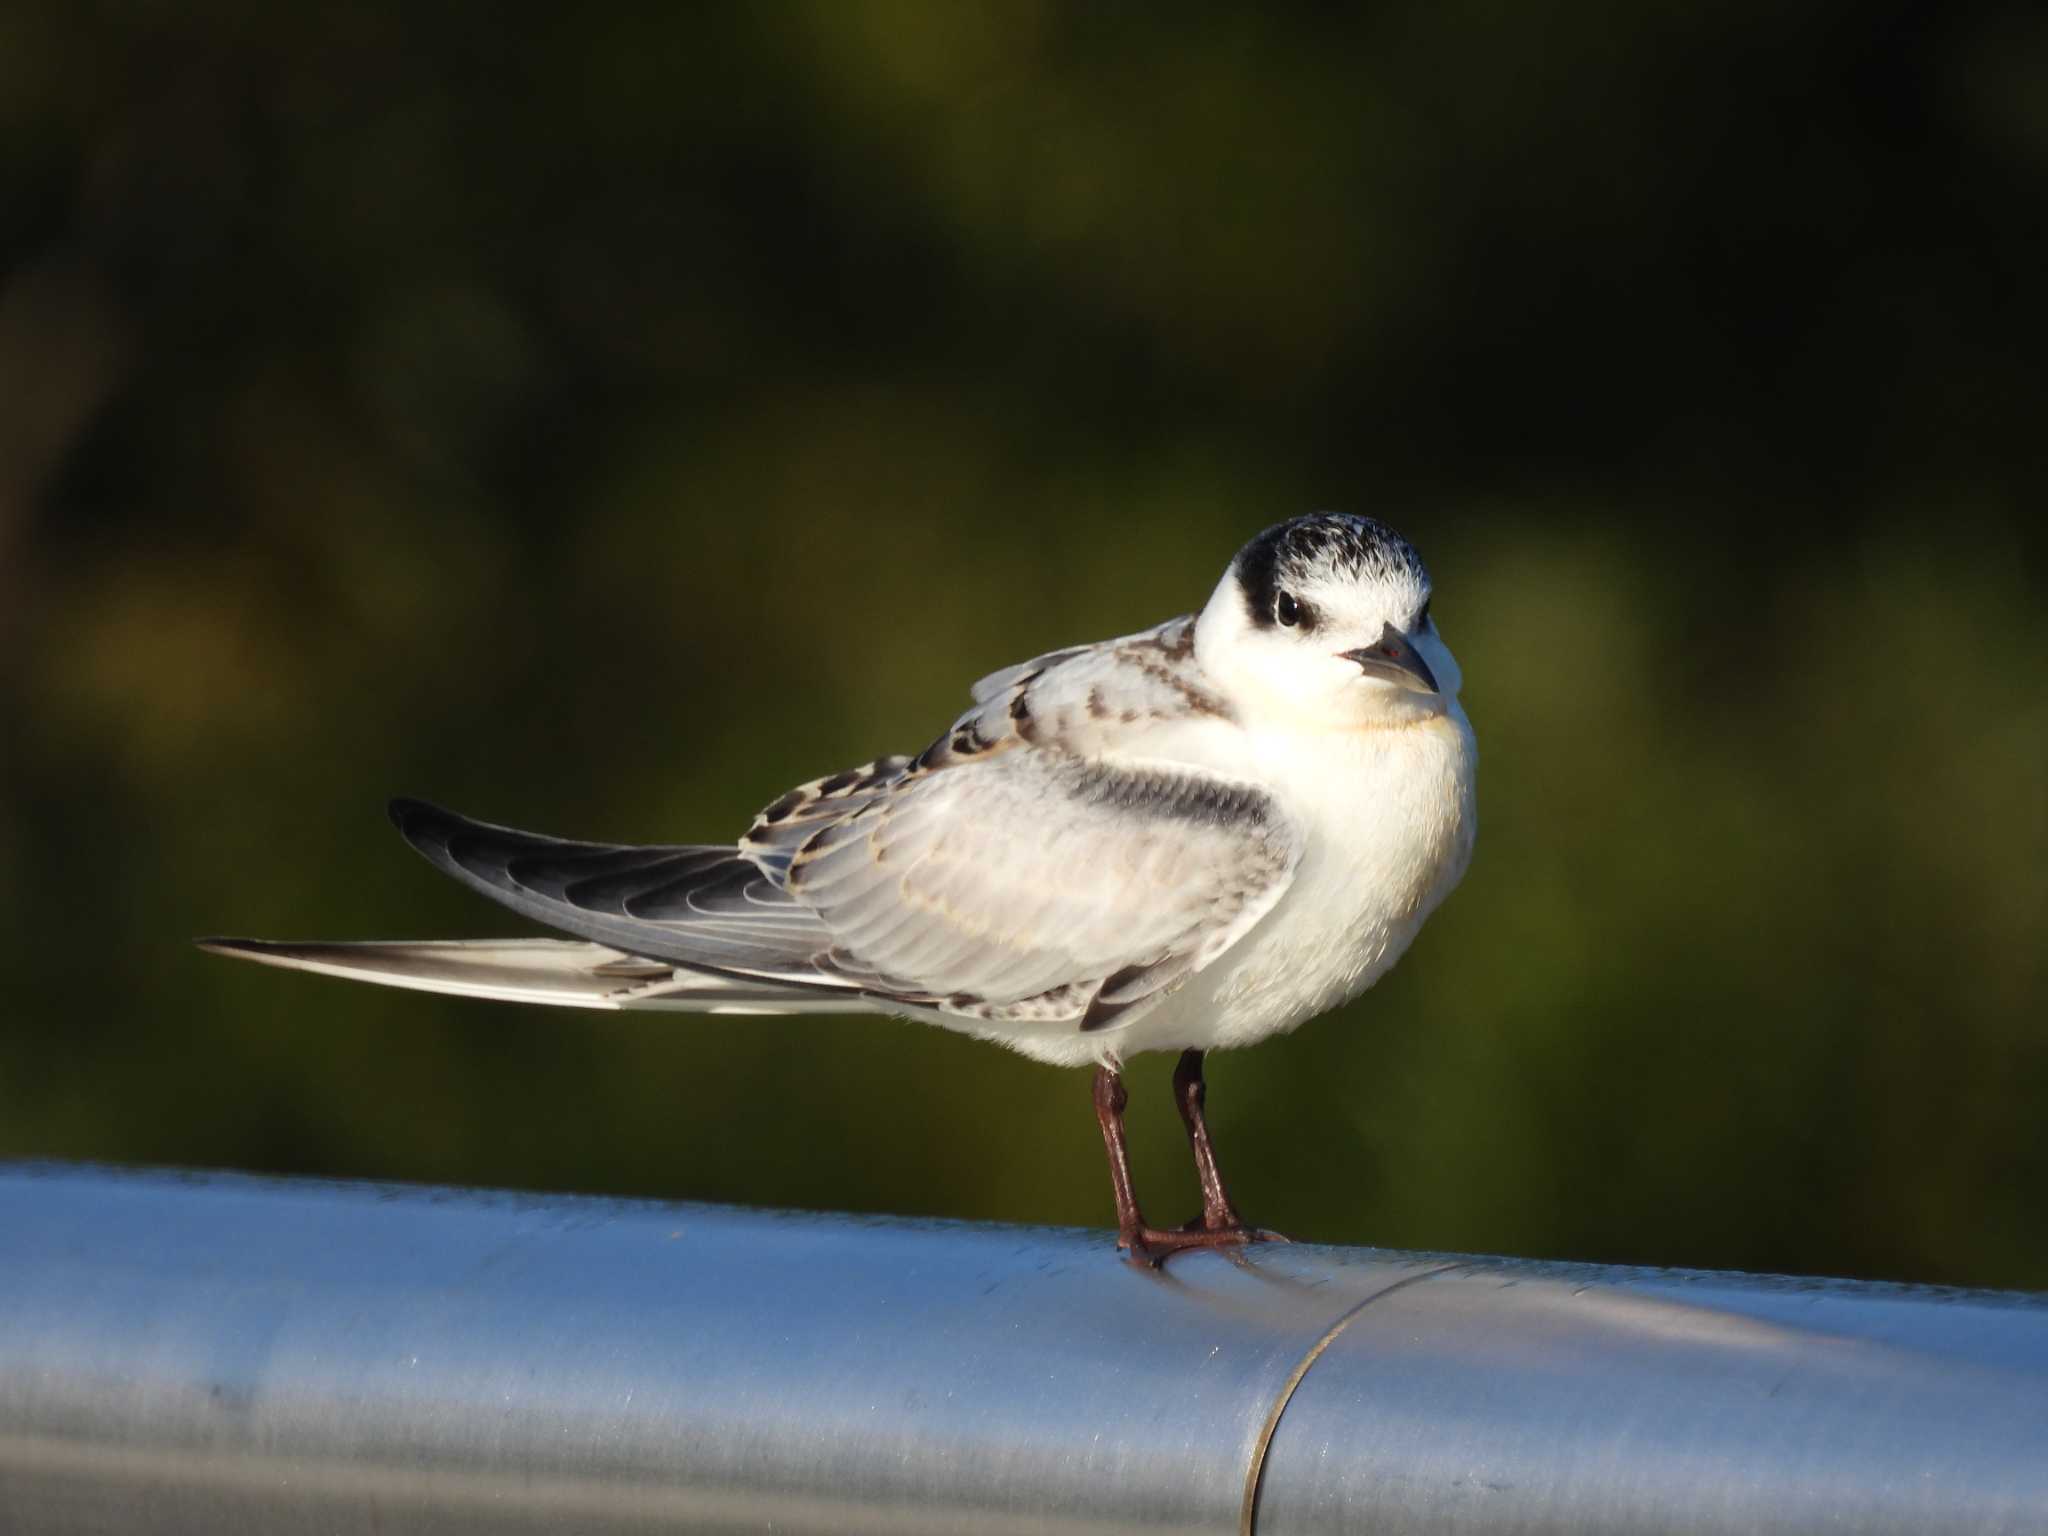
[2,1161,2045,1534]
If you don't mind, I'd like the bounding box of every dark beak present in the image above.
[1341,622,1440,695]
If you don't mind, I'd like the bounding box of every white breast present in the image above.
[1115,703,1477,1058]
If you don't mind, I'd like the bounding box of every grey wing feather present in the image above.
[786,752,1300,1028]
[965,615,1199,711]
[388,799,843,988]
[968,643,1096,704]
[804,610,1291,1028]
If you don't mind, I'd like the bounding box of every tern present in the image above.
[203,514,1476,1262]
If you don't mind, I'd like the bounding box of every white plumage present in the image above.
[202,513,1475,1258]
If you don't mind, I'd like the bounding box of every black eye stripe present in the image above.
[1234,514,1429,632]
[1247,514,1426,589]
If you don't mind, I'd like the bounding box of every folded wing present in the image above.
[788,752,1300,1028]
[221,618,1294,1035]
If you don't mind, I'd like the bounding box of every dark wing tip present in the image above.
[389,798,474,861]
[388,797,442,832]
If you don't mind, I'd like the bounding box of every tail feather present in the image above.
[195,937,868,1015]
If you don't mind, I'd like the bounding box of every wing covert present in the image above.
[785,752,1300,1028]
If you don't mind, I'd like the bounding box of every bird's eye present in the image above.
[1417,598,1433,628]
[1275,591,1303,627]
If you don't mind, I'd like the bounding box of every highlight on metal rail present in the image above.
[3,1161,2045,1534]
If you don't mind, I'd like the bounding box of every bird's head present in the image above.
[1196,513,1461,730]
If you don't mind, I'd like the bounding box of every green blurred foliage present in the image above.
[2,1,2043,1289]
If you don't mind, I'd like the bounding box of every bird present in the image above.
[201,513,1476,1263]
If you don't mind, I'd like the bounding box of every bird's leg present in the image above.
[1171,1049,1246,1232]
[1094,1060,1276,1265]
[1092,1064,1150,1252]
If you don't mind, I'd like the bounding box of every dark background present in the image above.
[3,3,2043,1289]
